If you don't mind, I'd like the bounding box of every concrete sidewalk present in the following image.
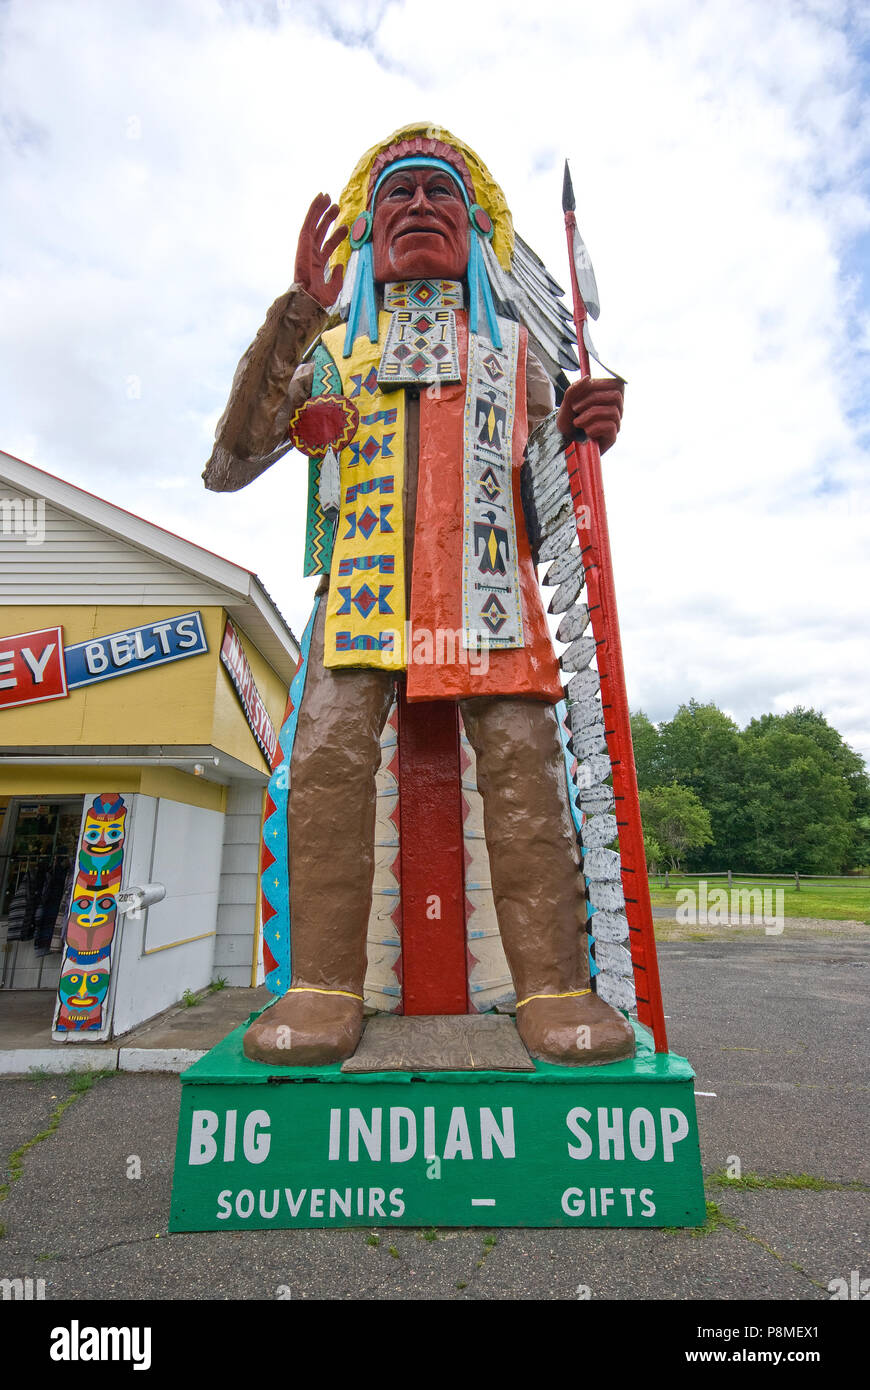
[0,934,867,1300]
[4,916,864,1075]
[0,984,273,1075]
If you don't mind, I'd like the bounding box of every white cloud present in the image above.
[1,0,868,763]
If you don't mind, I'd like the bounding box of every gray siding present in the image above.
[215,783,265,986]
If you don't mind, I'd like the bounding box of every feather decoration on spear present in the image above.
[523,162,670,1049]
[560,160,668,1048]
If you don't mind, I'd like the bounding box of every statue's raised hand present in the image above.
[556,376,625,454]
[295,193,348,308]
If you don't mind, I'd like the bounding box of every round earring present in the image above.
[468,203,494,239]
[349,210,373,249]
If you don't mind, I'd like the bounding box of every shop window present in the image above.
[0,798,84,988]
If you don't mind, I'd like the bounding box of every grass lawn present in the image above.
[647,876,870,923]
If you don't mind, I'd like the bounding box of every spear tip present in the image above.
[562,159,575,213]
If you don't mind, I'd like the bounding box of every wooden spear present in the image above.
[562,161,669,1053]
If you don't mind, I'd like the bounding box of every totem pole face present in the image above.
[56,952,111,1029]
[65,885,118,954]
[372,167,469,282]
[82,804,126,856]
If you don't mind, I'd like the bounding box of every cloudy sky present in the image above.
[2,0,869,762]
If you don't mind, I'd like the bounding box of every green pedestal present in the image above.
[169,1019,706,1230]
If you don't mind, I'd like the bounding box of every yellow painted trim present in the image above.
[515,988,592,1009]
[0,765,225,812]
[286,986,364,1002]
[142,930,216,956]
[138,767,226,814]
[0,768,143,797]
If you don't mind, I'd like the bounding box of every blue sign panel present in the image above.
[64,612,208,690]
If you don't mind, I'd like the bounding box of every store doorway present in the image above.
[0,797,84,990]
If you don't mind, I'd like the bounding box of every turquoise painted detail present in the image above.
[556,698,598,977]
[557,698,583,834]
[343,155,500,356]
[343,240,379,356]
[371,157,469,204]
[468,228,502,348]
[261,597,320,996]
[311,341,342,396]
[468,202,494,238]
[349,209,373,249]
[303,344,341,575]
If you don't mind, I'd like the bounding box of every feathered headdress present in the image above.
[331,121,583,386]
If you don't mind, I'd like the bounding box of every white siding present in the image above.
[110,795,218,1037]
[1,492,238,607]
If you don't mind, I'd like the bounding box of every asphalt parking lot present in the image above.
[1,934,867,1302]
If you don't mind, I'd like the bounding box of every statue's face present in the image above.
[372,167,469,282]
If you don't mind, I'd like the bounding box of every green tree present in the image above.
[656,701,744,868]
[854,816,870,869]
[643,832,664,874]
[631,699,869,872]
[740,710,863,871]
[638,784,713,871]
[630,710,661,790]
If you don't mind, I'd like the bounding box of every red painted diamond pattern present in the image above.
[352,584,377,618]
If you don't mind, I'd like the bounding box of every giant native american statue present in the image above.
[204,123,636,1070]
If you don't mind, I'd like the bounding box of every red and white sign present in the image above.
[220,619,278,765]
[0,626,68,710]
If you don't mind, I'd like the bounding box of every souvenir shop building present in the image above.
[0,451,298,1042]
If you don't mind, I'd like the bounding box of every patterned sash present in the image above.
[314,293,524,672]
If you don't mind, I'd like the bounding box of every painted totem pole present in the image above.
[204,124,637,1070]
[54,793,127,1032]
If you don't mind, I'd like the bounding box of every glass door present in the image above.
[0,797,84,990]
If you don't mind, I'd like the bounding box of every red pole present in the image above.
[397,691,469,1015]
[564,208,669,1053]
